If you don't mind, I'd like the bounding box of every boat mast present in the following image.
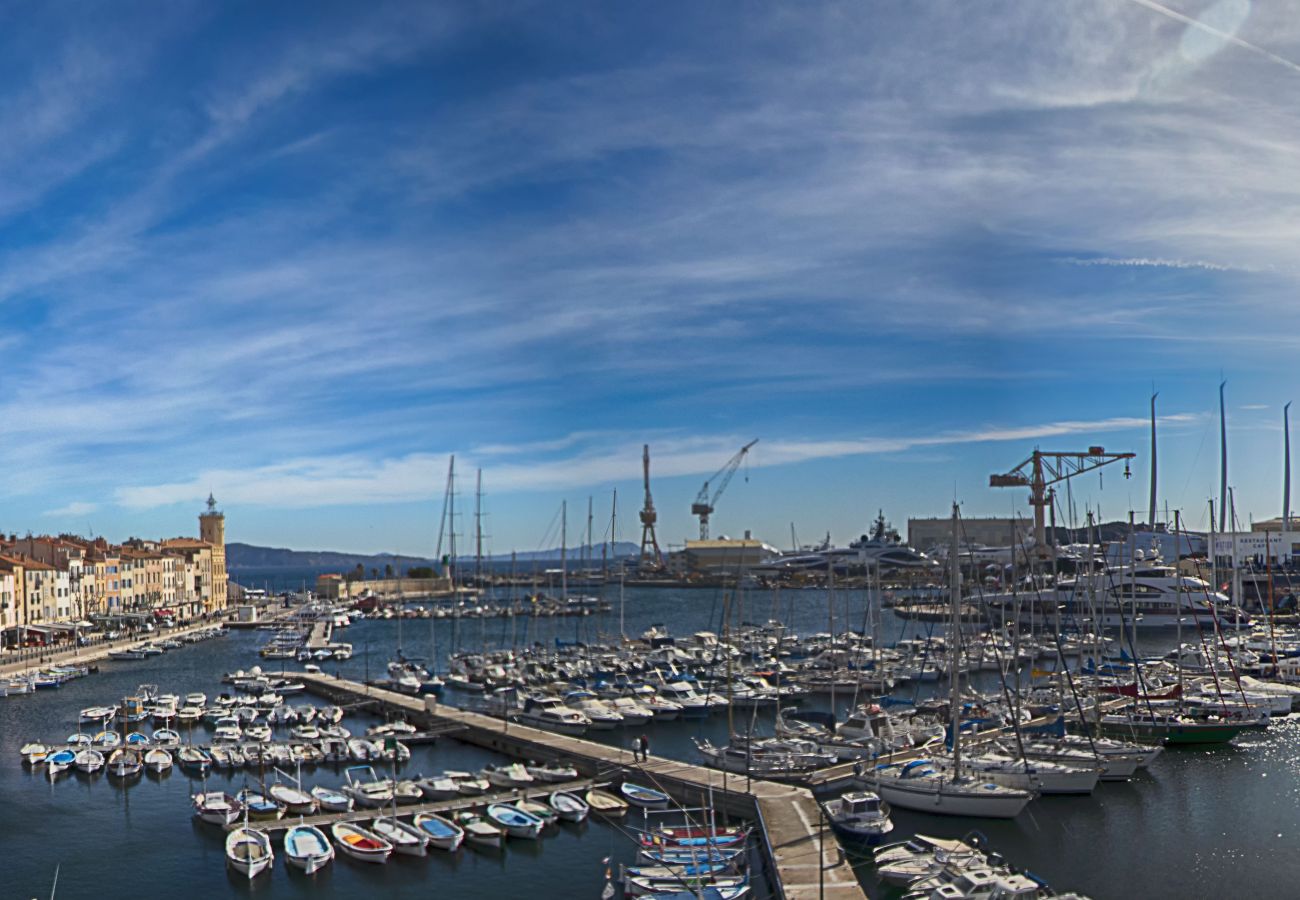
[1149,392,1159,527]
[949,503,962,778]
[1219,381,1228,532]
[560,501,568,603]
[474,470,483,587]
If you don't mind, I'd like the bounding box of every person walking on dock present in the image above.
[638,734,649,762]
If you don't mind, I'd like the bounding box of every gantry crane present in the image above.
[692,439,758,540]
[989,446,1133,558]
[638,444,663,568]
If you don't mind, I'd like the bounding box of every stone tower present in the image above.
[199,493,228,613]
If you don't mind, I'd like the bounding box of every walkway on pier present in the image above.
[296,673,866,900]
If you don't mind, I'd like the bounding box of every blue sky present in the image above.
[2,0,1299,554]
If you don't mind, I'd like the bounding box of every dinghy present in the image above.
[45,749,75,778]
[331,822,392,864]
[485,803,545,839]
[74,748,104,774]
[226,825,274,879]
[586,788,630,818]
[268,783,317,815]
[455,811,504,849]
[483,762,534,788]
[106,747,143,780]
[371,816,428,856]
[621,782,671,809]
[144,748,173,773]
[177,746,211,775]
[310,785,353,813]
[413,812,465,851]
[193,792,243,826]
[284,823,334,874]
[549,791,590,823]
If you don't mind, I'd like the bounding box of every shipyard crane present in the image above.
[692,439,759,540]
[989,446,1134,559]
[638,444,663,569]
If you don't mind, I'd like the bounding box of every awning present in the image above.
[47,622,78,632]
[24,625,56,635]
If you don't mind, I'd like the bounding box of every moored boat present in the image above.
[284,823,334,874]
[485,803,545,839]
[621,782,671,809]
[226,825,274,879]
[331,822,392,864]
[413,812,465,851]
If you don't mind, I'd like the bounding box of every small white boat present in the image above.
[106,748,143,780]
[620,782,670,809]
[284,823,334,874]
[455,811,504,849]
[372,816,428,856]
[144,748,173,773]
[45,749,75,778]
[226,825,274,878]
[194,792,242,826]
[526,762,580,783]
[331,821,392,864]
[586,788,629,818]
[20,742,49,766]
[91,731,120,750]
[413,812,465,851]
[268,783,317,815]
[74,748,104,774]
[79,705,117,724]
[821,790,893,845]
[310,785,352,813]
[549,791,590,823]
[341,765,395,808]
[151,729,181,748]
[482,762,534,788]
[485,803,544,840]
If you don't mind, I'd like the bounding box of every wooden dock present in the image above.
[295,672,866,900]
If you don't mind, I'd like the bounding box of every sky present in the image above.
[2,0,1300,555]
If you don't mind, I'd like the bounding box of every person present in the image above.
[638,734,650,762]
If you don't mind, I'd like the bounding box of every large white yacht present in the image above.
[984,560,1249,630]
[754,512,937,576]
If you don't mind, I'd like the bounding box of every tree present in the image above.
[407,566,434,579]
[384,564,394,578]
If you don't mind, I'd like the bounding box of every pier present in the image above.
[296,672,867,899]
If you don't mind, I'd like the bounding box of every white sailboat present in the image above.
[863,505,1035,819]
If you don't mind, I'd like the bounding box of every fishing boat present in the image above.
[236,789,285,821]
[268,783,317,815]
[106,748,143,780]
[485,803,545,839]
[455,811,504,849]
[371,816,429,856]
[623,871,750,898]
[482,762,534,788]
[152,729,181,748]
[74,748,104,774]
[516,798,560,829]
[413,812,465,851]
[821,791,893,845]
[310,785,353,813]
[177,746,211,775]
[193,792,242,826]
[284,823,334,874]
[91,731,120,750]
[549,791,590,823]
[526,761,580,783]
[331,822,392,864]
[79,705,116,724]
[45,749,75,779]
[341,765,395,808]
[144,748,173,773]
[586,788,630,818]
[226,825,274,878]
[20,742,49,766]
[621,782,671,809]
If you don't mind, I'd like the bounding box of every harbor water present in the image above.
[6,581,1300,898]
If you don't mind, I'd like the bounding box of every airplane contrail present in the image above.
[1128,0,1300,76]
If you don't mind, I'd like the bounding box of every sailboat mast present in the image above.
[604,489,616,580]
[1149,392,1158,527]
[560,501,568,602]
[949,503,962,776]
[474,469,483,586]
[1220,381,1228,533]
[448,457,457,592]
[1285,403,1293,532]
[586,496,593,576]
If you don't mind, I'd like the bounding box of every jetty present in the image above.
[296,672,866,899]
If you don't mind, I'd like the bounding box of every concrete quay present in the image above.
[296,672,867,900]
[0,618,226,680]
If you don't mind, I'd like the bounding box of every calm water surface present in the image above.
[5,585,1297,898]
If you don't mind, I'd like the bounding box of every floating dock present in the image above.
[296,672,866,899]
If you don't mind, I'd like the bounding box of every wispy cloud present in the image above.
[1059,256,1246,272]
[44,501,99,518]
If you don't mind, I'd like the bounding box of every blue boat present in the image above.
[45,749,76,778]
[485,803,544,839]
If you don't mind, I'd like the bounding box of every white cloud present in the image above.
[43,501,99,518]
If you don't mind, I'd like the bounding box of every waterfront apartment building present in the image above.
[0,497,230,645]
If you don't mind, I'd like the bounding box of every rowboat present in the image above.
[624,870,750,898]
[226,826,274,879]
[74,748,104,774]
[310,785,353,813]
[91,731,120,750]
[413,812,465,851]
[455,811,504,849]
[485,803,545,839]
[236,789,285,821]
[586,788,630,818]
[45,749,75,778]
[372,816,429,856]
[621,782,671,809]
[331,822,392,864]
[549,791,590,823]
[483,762,534,788]
[106,748,143,780]
[177,746,211,774]
[268,783,317,815]
[516,799,559,828]
[144,748,173,773]
[19,742,49,766]
[193,792,242,826]
[284,823,334,874]
[79,706,116,724]
[526,762,580,782]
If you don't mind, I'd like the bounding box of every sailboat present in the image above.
[863,505,1035,819]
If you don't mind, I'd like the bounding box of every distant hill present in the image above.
[226,541,640,571]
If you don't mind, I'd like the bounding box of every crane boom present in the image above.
[989,446,1133,557]
[691,439,758,540]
